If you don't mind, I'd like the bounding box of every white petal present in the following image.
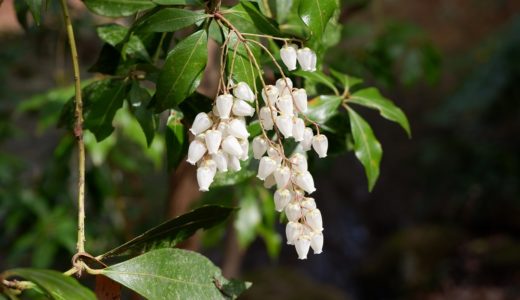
[190,112,213,135]
[295,235,311,259]
[277,95,294,116]
[312,134,328,158]
[289,153,308,173]
[310,231,324,254]
[239,139,249,161]
[197,166,215,191]
[276,78,293,97]
[301,197,317,210]
[227,154,241,171]
[252,136,268,159]
[275,115,293,138]
[186,140,207,165]
[216,94,234,119]
[301,128,314,151]
[212,150,228,172]
[257,156,277,180]
[285,202,302,222]
[232,99,255,117]
[267,146,283,164]
[263,174,276,188]
[293,88,308,113]
[305,209,323,232]
[259,106,275,130]
[221,135,243,157]
[274,189,292,212]
[217,122,229,137]
[227,118,250,139]
[274,166,291,188]
[295,171,316,194]
[204,130,222,155]
[261,85,279,107]
[280,44,298,71]
[310,50,317,72]
[297,48,315,72]
[233,82,255,102]
[286,221,302,245]
[292,118,305,142]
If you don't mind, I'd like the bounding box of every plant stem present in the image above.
[59,0,86,255]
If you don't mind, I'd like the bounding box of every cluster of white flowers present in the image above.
[280,45,317,72]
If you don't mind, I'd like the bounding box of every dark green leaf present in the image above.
[99,205,234,259]
[84,0,156,17]
[212,166,256,188]
[152,0,202,4]
[293,70,339,95]
[177,91,213,122]
[298,0,337,44]
[347,107,382,191]
[165,110,188,171]
[349,87,411,137]
[224,1,279,35]
[101,248,251,299]
[129,83,156,146]
[137,8,207,32]
[330,68,363,92]
[88,44,121,75]
[208,19,224,44]
[227,37,259,89]
[155,30,208,112]
[24,0,42,25]
[239,1,281,36]
[97,24,150,61]
[305,95,342,126]
[4,268,96,300]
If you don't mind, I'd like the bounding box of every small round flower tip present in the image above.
[280,44,298,71]
[227,118,250,140]
[285,202,302,222]
[204,130,222,155]
[295,171,316,194]
[252,136,268,159]
[257,156,277,180]
[221,135,243,157]
[286,221,302,245]
[233,82,255,102]
[275,115,293,138]
[197,166,215,192]
[232,99,255,117]
[274,188,292,212]
[186,140,207,165]
[295,235,311,260]
[190,112,213,135]
[312,134,328,158]
[310,231,324,254]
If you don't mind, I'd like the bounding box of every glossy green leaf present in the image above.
[293,70,339,95]
[275,0,293,24]
[212,165,256,188]
[137,8,207,32]
[239,1,281,36]
[152,0,202,4]
[298,0,337,43]
[305,95,342,125]
[24,0,42,25]
[165,110,188,171]
[84,79,130,141]
[155,30,208,112]
[97,24,150,61]
[224,1,279,35]
[101,248,251,299]
[347,107,382,191]
[84,0,156,17]
[349,87,411,137]
[330,68,363,92]
[129,83,156,146]
[4,268,96,300]
[227,36,260,89]
[99,205,234,259]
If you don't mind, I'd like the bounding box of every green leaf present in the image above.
[305,95,342,126]
[234,188,261,248]
[152,0,202,4]
[330,68,363,92]
[137,8,207,32]
[275,0,293,24]
[97,24,150,61]
[99,205,234,259]
[24,0,42,25]
[155,30,208,112]
[129,83,156,146]
[84,79,130,141]
[227,36,259,89]
[293,70,339,95]
[224,1,279,35]
[84,0,156,17]
[100,248,251,299]
[165,110,188,171]
[239,1,281,36]
[349,87,411,137]
[298,0,337,44]
[347,107,382,191]
[4,268,96,300]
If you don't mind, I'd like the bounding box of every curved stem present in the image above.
[59,0,86,255]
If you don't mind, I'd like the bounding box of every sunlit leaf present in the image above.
[84,0,156,17]
[306,95,343,126]
[137,8,208,32]
[298,0,337,44]
[329,68,363,92]
[293,70,339,95]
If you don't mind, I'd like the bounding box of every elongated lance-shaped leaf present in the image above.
[99,205,234,259]
[227,33,260,90]
[349,87,411,137]
[298,0,337,44]
[165,110,188,171]
[155,30,208,112]
[84,0,156,17]
[4,269,96,300]
[129,83,156,146]
[293,70,339,95]
[306,95,343,127]
[329,68,363,92]
[101,248,251,300]
[24,0,42,25]
[347,107,383,191]
[136,8,208,32]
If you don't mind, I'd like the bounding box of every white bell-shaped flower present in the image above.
[274,166,291,188]
[263,174,276,188]
[295,234,311,260]
[301,197,317,210]
[274,189,292,212]
[290,153,308,172]
[285,202,302,222]
[261,85,279,107]
[259,106,275,130]
[186,140,207,165]
[277,95,294,116]
[257,156,277,180]
[305,208,323,231]
[212,150,228,172]
[267,146,283,164]
[227,118,250,139]
[197,165,215,192]
[232,99,255,117]
[252,136,268,159]
[216,94,233,119]
[239,138,249,161]
[310,231,324,254]
[301,128,314,151]
[233,82,255,102]
[221,135,243,157]
[297,47,317,72]
[190,112,213,135]
[312,134,328,158]
[227,154,241,171]
[286,221,302,245]
[293,88,308,113]
[276,78,293,97]
[217,122,229,137]
[204,130,222,155]
[292,118,305,142]
[295,171,316,194]
[280,44,298,71]
[293,189,305,200]
[275,114,293,138]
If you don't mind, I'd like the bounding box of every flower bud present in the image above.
[310,231,324,254]
[216,94,233,119]
[186,140,207,165]
[293,88,308,113]
[274,189,292,212]
[257,156,277,180]
[227,154,241,171]
[276,78,293,97]
[259,106,275,130]
[305,209,323,231]
[212,150,228,172]
[274,166,291,188]
[239,138,249,161]
[197,165,215,192]
[261,85,279,107]
[232,99,255,117]
[295,235,311,259]
[267,146,282,164]
[286,221,302,245]
[217,122,229,137]
[295,171,316,194]
[190,112,213,135]
[280,44,298,71]
[277,95,294,116]
[233,82,255,102]
[301,128,314,151]
[301,197,317,210]
[285,202,302,222]
[227,118,250,139]
[297,47,317,72]
[275,115,293,138]
[292,118,305,142]
[290,153,308,172]
[312,134,328,158]
[252,136,268,159]
[263,174,276,188]
[221,135,243,157]
[204,130,222,155]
